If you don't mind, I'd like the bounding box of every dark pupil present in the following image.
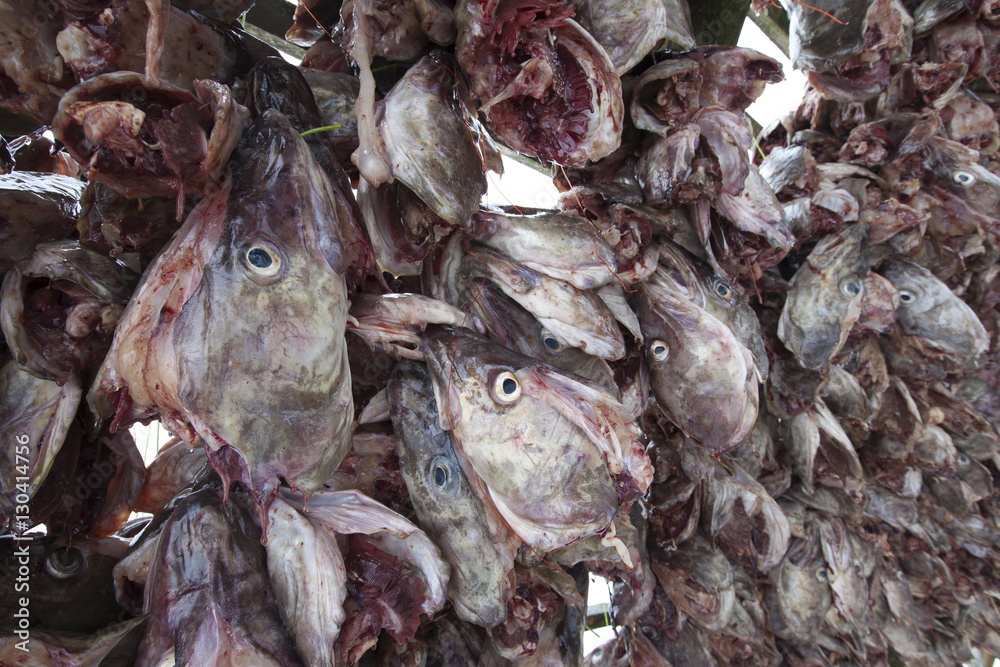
[544,336,560,350]
[847,283,859,295]
[716,283,729,296]
[641,626,656,639]
[502,378,517,395]
[247,247,272,268]
[654,345,665,355]
[433,465,447,487]
[49,548,83,576]
[900,293,912,302]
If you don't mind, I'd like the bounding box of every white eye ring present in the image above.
[952,170,976,186]
[713,278,734,299]
[243,243,282,278]
[815,567,829,582]
[840,279,862,298]
[649,340,669,362]
[491,371,521,404]
[45,547,86,580]
[898,290,914,303]
[540,330,564,353]
[428,456,460,498]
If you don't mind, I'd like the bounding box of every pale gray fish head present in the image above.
[635,279,759,456]
[778,223,869,370]
[420,326,649,553]
[879,258,989,362]
[172,109,353,514]
[389,359,515,627]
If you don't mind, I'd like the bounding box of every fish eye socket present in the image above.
[491,371,521,404]
[540,330,563,353]
[648,340,669,362]
[952,170,976,186]
[428,456,460,498]
[640,625,660,641]
[815,567,828,581]
[898,290,914,303]
[243,243,282,277]
[840,279,862,297]
[45,547,86,580]
[713,278,734,299]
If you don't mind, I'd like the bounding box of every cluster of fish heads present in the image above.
[0,0,998,665]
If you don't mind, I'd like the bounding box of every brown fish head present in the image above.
[650,535,736,630]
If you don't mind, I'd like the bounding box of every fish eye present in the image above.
[491,371,521,404]
[639,624,660,641]
[45,547,86,580]
[952,170,976,186]
[854,564,862,575]
[898,290,914,303]
[712,277,734,299]
[840,279,862,297]
[243,242,282,278]
[815,567,829,581]
[540,330,564,353]
[428,456,460,498]
[648,340,669,362]
[958,454,970,465]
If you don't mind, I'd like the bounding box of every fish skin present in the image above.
[771,532,832,642]
[389,360,517,627]
[421,327,651,555]
[879,258,989,363]
[779,224,869,370]
[135,488,302,667]
[463,244,626,360]
[651,535,736,631]
[91,110,354,518]
[0,354,80,519]
[264,495,347,667]
[474,208,618,290]
[635,278,759,456]
[380,55,487,228]
[573,0,686,75]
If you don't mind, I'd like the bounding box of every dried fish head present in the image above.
[422,327,651,556]
[779,224,869,370]
[389,360,517,626]
[91,111,354,517]
[636,276,759,455]
[880,259,989,365]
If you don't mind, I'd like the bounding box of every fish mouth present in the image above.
[420,327,473,432]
